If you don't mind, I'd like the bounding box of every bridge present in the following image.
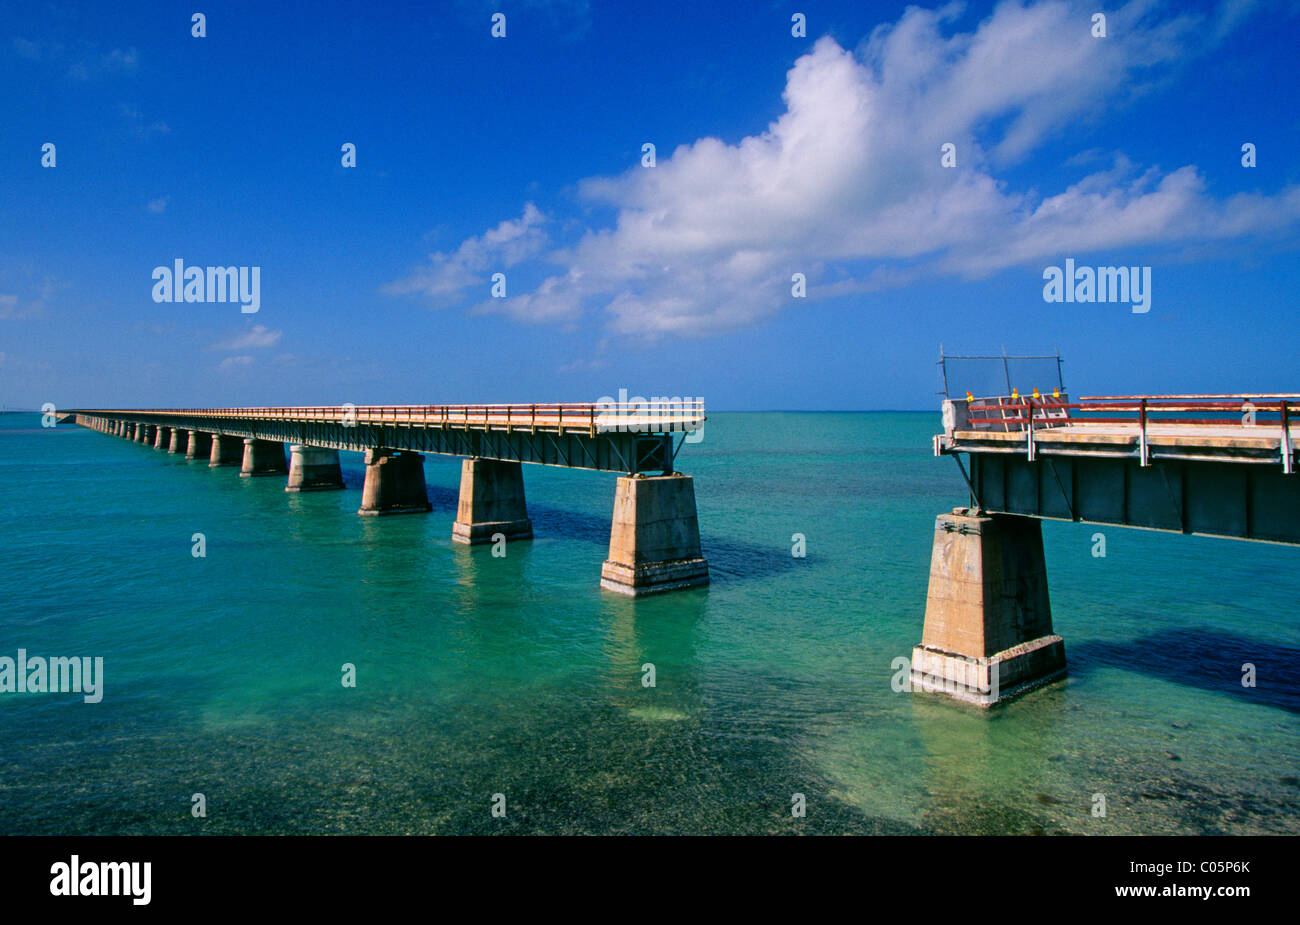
[916,388,1299,707]
[67,402,709,596]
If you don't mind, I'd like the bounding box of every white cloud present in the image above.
[384,203,547,307]
[219,356,254,369]
[387,0,1300,337]
[211,325,282,351]
[117,103,169,137]
[69,46,138,80]
[147,197,168,213]
[0,292,43,321]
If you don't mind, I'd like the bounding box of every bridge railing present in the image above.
[953,393,1299,471]
[72,402,707,435]
[964,395,1300,431]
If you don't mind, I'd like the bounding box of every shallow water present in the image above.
[0,412,1296,834]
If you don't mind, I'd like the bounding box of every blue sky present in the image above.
[2,0,1298,411]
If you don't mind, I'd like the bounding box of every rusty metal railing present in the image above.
[956,393,1298,472]
[67,401,707,436]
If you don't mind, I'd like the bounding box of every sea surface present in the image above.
[1,411,1296,835]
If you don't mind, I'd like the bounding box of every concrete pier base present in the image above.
[240,438,287,477]
[600,473,709,596]
[286,445,344,492]
[186,431,213,460]
[910,509,1066,707]
[168,428,188,454]
[154,426,169,449]
[451,458,533,544]
[358,449,431,515]
[208,434,243,467]
[136,425,151,444]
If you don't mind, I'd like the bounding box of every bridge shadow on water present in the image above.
[1068,628,1300,714]
[455,494,799,585]
[321,465,800,585]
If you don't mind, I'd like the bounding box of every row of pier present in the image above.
[77,415,710,596]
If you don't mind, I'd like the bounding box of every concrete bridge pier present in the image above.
[358,449,432,515]
[240,438,288,477]
[286,445,345,492]
[208,434,243,467]
[452,458,533,544]
[600,473,709,595]
[168,428,188,454]
[910,508,1066,707]
[186,430,213,460]
[136,424,151,444]
[154,426,169,449]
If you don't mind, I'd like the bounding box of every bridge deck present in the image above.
[934,393,1300,544]
[73,403,704,434]
[69,403,705,474]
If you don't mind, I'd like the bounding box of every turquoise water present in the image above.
[1,411,1296,834]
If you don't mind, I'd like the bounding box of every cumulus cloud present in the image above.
[386,0,1299,337]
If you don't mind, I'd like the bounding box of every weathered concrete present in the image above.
[452,458,533,544]
[240,438,288,477]
[168,427,188,454]
[136,424,151,444]
[286,444,344,492]
[186,430,213,460]
[600,473,709,596]
[154,425,169,449]
[208,433,243,467]
[358,449,431,515]
[910,509,1066,707]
